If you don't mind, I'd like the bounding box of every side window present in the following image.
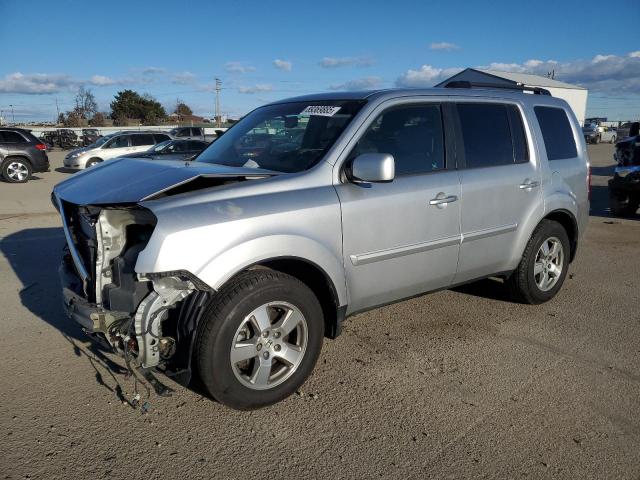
[191,128,201,136]
[456,103,514,168]
[106,135,129,149]
[177,128,189,137]
[507,105,529,163]
[131,134,155,146]
[1,131,27,143]
[173,141,189,152]
[534,106,578,160]
[350,104,445,175]
[154,134,170,143]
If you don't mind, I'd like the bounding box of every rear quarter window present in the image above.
[534,106,577,160]
[0,131,28,143]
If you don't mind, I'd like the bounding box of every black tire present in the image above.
[610,135,616,144]
[507,220,571,304]
[85,158,102,168]
[1,157,32,183]
[196,270,324,410]
[609,192,638,217]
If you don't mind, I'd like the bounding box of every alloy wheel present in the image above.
[7,161,29,181]
[230,301,308,390]
[534,236,564,292]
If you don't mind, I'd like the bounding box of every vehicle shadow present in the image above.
[54,167,76,174]
[451,277,513,302]
[0,227,137,406]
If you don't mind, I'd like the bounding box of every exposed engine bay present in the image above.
[57,199,210,394]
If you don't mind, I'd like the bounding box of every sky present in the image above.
[0,0,638,122]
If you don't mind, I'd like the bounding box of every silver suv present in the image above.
[53,85,589,409]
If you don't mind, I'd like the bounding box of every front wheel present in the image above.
[2,158,32,183]
[196,270,324,410]
[610,135,617,144]
[610,192,639,217]
[85,158,102,168]
[507,220,570,304]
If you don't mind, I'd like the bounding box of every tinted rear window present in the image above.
[131,134,155,146]
[154,133,171,143]
[0,131,27,143]
[534,106,577,160]
[457,104,514,168]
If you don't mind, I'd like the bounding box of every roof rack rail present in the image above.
[443,80,551,96]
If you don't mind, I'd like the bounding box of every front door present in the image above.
[335,102,462,313]
[452,101,543,283]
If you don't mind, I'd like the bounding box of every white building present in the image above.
[436,68,588,125]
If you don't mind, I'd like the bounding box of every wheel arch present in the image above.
[2,154,33,167]
[543,209,579,262]
[243,256,344,338]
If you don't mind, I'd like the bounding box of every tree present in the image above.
[174,99,193,116]
[110,90,166,124]
[74,86,97,119]
[57,112,66,126]
[89,112,107,127]
[64,110,84,127]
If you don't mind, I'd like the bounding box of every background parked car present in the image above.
[0,127,50,183]
[582,123,617,144]
[119,139,209,161]
[56,129,79,149]
[609,125,640,216]
[169,126,216,142]
[81,128,101,146]
[63,131,171,169]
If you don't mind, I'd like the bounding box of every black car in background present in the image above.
[0,127,50,183]
[609,122,640,216]
[82,128,101,146]
[119,139,209,161]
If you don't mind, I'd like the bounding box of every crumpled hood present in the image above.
[53,158,277,205]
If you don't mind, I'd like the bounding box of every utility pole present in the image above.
[55,98,60,124]
[215,78,222,127]
[9,104,15,124]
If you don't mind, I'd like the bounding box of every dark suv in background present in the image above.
[0,128,50,183]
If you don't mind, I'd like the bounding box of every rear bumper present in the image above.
[31,151,50,172]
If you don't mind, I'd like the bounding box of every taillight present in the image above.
[35,143,47,150]
[587,164,592,201]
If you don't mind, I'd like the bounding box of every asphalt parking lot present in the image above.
[1,145,638,479]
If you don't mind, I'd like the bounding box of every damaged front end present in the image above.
[56,197,208,385]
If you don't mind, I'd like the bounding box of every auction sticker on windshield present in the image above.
[300,106,341,116]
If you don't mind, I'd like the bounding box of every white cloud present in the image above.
[329,76,382,90]
[396,65,462,87]
[396,51,640,93]
[238,84,273,94]
[225,61,256,74]
[319,56,374,68]
[172,71,197,85]
[90,75,119,86]
[273,59,292,71]
[0,72,78,94]
[429,42,460,51]
[140,66,166,75]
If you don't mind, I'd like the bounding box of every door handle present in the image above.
[429,194,458,207]
[519,179,540,190]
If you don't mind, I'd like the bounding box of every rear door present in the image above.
[335,100,462,313]
[452,101,543,283]
[130,133,156,154]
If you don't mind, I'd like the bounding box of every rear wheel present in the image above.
[2,158,32,183]
[507,220,570,304]
[196,270,324,410]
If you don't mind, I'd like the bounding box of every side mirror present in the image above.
[350,153,395,183]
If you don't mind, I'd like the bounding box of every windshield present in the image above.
[196,100,365,173]
[150,140,172,152]
[88,134,114,148]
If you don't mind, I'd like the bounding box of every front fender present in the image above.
[195,234,347,306]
